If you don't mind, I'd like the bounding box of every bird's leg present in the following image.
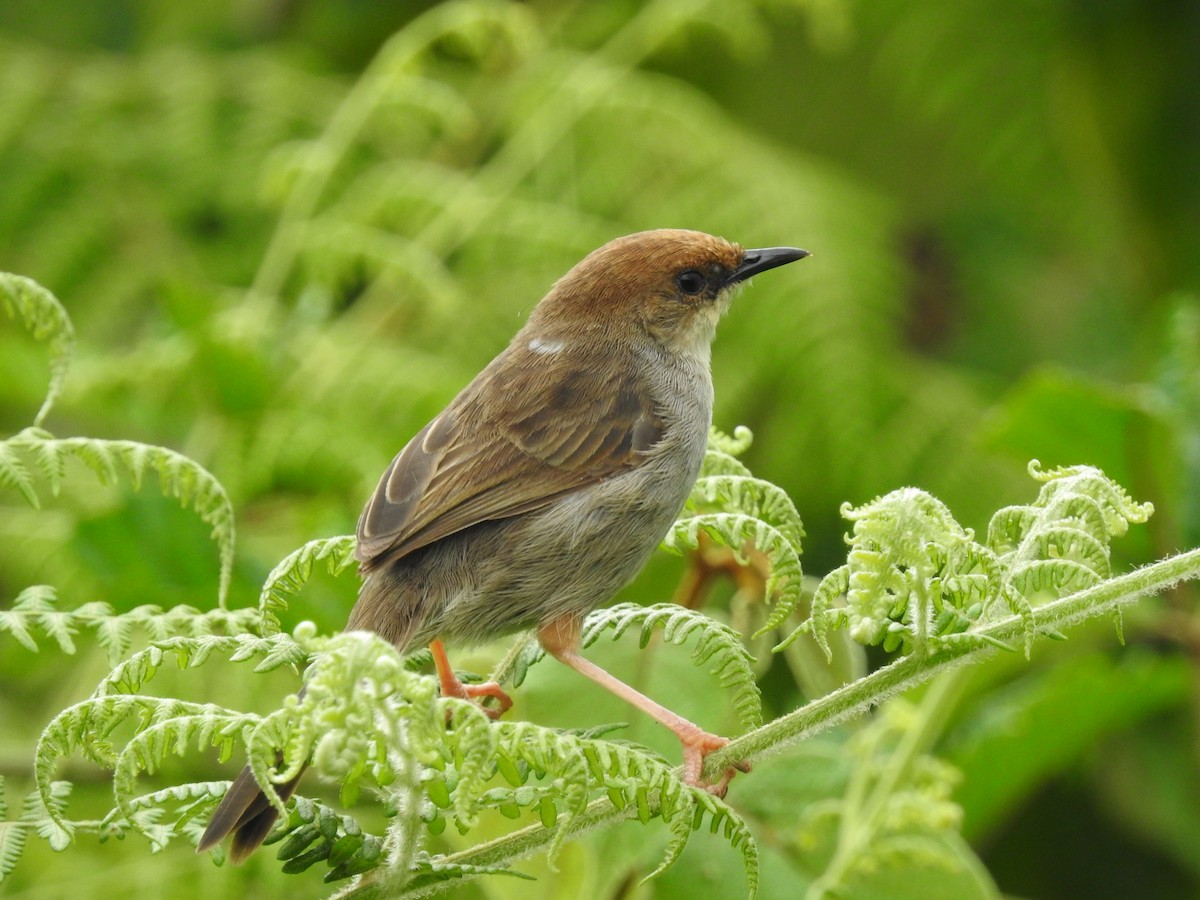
[537,616,748,795]
[429,639,512,719]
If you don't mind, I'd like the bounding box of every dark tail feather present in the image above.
[197,761,308,863]
[199,685,310,862]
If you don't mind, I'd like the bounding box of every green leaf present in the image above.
[944,649,1192,840]
[0,273,74,426]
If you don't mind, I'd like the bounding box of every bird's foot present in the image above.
[439,674,513,720]
[430,639,513,719]
[455,680,513,720]
[677,725,750,798]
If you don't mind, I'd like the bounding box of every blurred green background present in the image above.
[1,1,1198,898]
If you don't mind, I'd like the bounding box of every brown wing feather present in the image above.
[355,342,663,571]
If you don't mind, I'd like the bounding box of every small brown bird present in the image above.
[199,229,807,862]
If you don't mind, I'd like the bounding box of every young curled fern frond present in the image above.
[701,448,753,479]
[782,487,1034,660]
[668,425,807,635]
[689,476,806,556]
[112,709,260,847]
[784,463,1153,662]
[1,427,236,607]
[665,513,804,634]
[0,273,75,427]
[258,535,359,635]
[989,460,1155,600]
[272,629,459,812]
[0,585,262,664]
[195,627,763,890]
[186,627,761,890]
[700,424,754,476]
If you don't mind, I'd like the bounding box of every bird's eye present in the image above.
[675,270,706,295]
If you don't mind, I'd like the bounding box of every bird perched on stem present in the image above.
[199,228,808,862]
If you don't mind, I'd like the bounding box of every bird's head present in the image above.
[529,229,808,360]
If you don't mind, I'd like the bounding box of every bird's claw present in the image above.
[442,679,513,720]
[460,681,513,719]
[678,728,749,798]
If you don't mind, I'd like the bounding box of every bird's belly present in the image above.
[405,444,703,648]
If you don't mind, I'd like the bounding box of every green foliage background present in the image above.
[1,1,1198,897]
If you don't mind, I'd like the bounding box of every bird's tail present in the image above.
[198,684,310,862]
[197,759,308,862]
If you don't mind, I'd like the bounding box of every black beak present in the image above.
[729,246,810,285]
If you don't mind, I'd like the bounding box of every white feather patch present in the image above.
[528,338,566,355]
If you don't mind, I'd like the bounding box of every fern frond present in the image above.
[3,428,236,607]
[781,487,1034,659]
[401,853,536,889]
[93,633,305,698]
[698,425,754,478]
[484,719,759,894]
[594,603,762,730]
[258,535,358,635]
[700,449,752,479]
[0,440,38,506]
[111,710,258,848]
[804,694,965,893]
[688,476,805,554]
[253,0,542,302]
[0,273,75,426]
[649,786,759,897]
[784,464,1154,661]
[488,721,591,862]
[258,795,385,881]
[665,512,803,633]
[0,777,28,882]
[514,603,762,730]
[686,475,806,633]
[98,781,228,855]
[34,632,311,842]
[0,585,263,664]
[38,695,252,791]
[1,780,73,863]
[578,734,758,895]
[989,461,1154,603]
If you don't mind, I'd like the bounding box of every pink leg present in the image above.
[537,617,747,795]
[430,639,513,719]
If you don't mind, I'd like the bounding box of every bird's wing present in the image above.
[355,344,663,570]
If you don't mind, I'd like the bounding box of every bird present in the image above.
[198,228,808,862]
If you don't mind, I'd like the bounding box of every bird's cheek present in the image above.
[641,304,687,343]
